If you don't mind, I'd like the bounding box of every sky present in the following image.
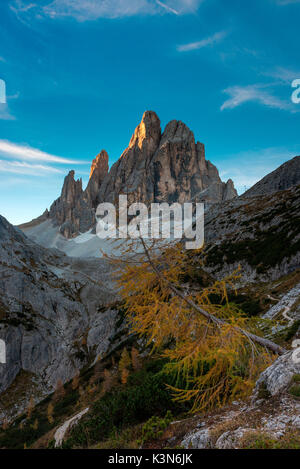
[1,0,300,225]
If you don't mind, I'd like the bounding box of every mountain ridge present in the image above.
[23,111,238,238]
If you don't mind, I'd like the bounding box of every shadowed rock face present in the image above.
[0,214,117,416]
[243,155,300,198]
[85,150,109,207]
[41,111,238,238]
[49,170,95,238]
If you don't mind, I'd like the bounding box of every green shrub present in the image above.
[242,431,300,449]
[65,366,188,448]
[289,384,300,398]
[137,411,173,446]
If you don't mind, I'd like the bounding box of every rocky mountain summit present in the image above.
[97,111,236,207]
[243,155,300,198]
[30,111,237,238]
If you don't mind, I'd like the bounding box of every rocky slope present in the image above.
[0,215,119,419]
[26,111,237,239]
[243,155,300,198]
[203,183,300,282]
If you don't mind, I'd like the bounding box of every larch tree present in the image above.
[106,238,285,412]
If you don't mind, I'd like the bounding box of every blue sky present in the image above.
[1,0,300,224]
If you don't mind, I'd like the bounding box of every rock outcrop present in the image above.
[37,111,237,239]
[253,351,300,398]
[49,170,92,238]
[85,150,109,207]
[0,214,118,419]
[243,155,300,198]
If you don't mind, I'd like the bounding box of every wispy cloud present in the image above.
[177,30,227,52]
[0,140,80,164]
[263,66,300,84]
[11,0,203,21]
[0,160,62,176]
[0,104,16,121]
[155,0,179,15]
[220,84,292,111]
[275,0,300,5]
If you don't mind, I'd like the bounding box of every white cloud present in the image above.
[263,67,300,84]
[0,160,62,176]
[0,104,16,121]
[155,0,179,15]
[11,0,203,21]
[217,146,300,194]
[177,30,227,52]
[220,84,291,111]
[0,140,81,164]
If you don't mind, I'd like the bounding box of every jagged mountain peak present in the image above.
[127,110,161,153]
[86,150,109,207]
[89,149,109,179]
[161,119,195,145]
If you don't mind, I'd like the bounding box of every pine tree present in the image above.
[47,402,54,424]
[26,396,35,420]
[32,419,39,430]
[72,371,80,390]
[54,379,65,401]
[131,347,142,371]
[121,367,130,385]
[119,348,131,373]
[102,369,113,395]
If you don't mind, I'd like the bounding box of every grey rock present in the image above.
[181,428,211,449]
[253,351,300,398]
[0,215,118,418]
[49,170,95,237]
[85,150,109,208]
[215,428,250,449]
